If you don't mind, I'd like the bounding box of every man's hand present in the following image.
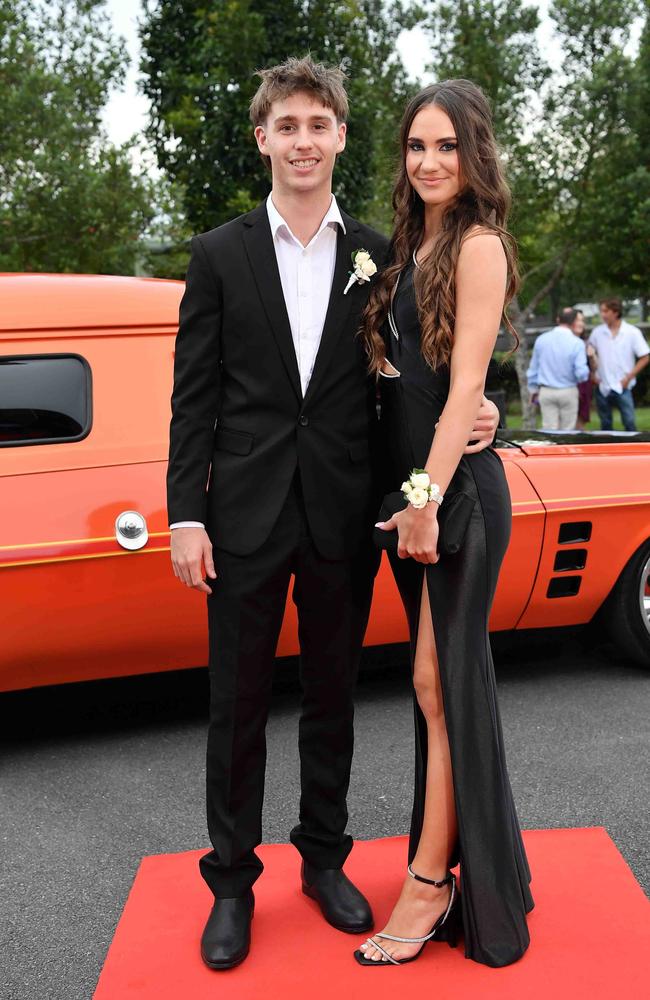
[462,395,501,454]
[171,526,216,595]
[621,373,631,390]
[434,395,500,455]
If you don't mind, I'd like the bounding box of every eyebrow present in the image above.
[274,115,332,125]
[408,135,457,143]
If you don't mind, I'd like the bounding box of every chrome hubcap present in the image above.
[640,555,650,637]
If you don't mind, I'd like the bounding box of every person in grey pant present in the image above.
[527,307,589,430]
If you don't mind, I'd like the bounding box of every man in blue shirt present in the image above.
[527,307,590,430]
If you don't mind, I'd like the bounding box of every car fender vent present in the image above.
[558,521,592,544]
[547,576,582,598]
[553,549,588,572]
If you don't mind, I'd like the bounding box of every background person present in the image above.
[571,308,595,430]
[526,307,589,430]
[589,296,649,431]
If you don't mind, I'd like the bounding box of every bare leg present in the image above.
[361,575,457,962]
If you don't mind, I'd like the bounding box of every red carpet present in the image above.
[93,828,649,999]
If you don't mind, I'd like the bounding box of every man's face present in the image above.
[254,93,346,197]
[600,304,618,326]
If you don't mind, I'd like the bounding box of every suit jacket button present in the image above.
[299,415,309,426]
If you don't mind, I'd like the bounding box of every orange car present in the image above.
[1,273,649,692]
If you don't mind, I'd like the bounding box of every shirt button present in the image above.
[299,415,309,426]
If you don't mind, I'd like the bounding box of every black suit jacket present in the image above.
[167,201,390,559]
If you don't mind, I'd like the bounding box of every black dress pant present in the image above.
[199,474,378,897]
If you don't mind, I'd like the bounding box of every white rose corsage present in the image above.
[401,469,444,509]
[343,248,378,295]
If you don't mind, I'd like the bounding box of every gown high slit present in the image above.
[380,259,534,967]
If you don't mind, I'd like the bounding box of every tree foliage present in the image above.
[0,0,154,273]
[139,0,414,233]
[418,0,646,425]
[420,0,549,148]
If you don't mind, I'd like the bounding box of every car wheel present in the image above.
[604,540,650,666]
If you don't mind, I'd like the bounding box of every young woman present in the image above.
[355,79,534,968]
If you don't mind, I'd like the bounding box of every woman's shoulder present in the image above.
[456,225,507,292]
[458,226,506,265]
[460,224,504,248]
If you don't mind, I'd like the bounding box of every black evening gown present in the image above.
[379,259,534,967]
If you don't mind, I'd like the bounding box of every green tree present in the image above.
[139,0,413,233]
[507,0,644,426]
[419,0,644,426]
[0,0,154,274]
[566,1,650,316]
[419,0,549,148]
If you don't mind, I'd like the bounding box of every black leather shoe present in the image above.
[200,890,254,970]
[301,861,373,934]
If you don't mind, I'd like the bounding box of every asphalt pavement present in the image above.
[1,633,648,1000]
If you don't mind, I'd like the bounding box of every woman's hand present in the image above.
[378,504,440,563]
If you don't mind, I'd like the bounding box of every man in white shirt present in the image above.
[589,297,649,431]
[166,55,500,970]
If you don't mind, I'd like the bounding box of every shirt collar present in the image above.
[598,320,631,337]
[266,193,346,246]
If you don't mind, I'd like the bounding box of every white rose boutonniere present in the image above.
[343,248,378,295]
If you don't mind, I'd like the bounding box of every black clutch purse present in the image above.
[373,490,475,556]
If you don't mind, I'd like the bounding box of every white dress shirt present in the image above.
[588,321,650,395]
[170,194,345,530]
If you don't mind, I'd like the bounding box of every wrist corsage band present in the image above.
[401,469,444,509]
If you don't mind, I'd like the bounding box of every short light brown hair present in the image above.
[599,296,623,317]
[249,54,349,127]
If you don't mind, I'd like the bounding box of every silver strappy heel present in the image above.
[353,868,460,967]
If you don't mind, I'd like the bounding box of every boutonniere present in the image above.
[343,248,378,295]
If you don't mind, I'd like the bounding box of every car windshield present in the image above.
[496,429,650,448]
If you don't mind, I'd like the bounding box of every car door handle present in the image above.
[115,511,149,551]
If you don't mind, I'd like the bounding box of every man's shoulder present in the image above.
[589,323,607,339]
[623,321,650,352]
[340,211,390,255]
[193,203,266,251]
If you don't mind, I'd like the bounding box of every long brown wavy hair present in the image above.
[360,79,519,373]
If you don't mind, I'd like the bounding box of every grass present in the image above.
[505,405,650,433]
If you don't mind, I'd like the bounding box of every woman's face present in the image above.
[572,314,586,336]
[405,103,462,208]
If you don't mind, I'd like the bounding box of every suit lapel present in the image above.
[302,213,362,406]
[242,204,302,402]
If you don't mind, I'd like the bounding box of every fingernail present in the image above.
[375,522,384,528]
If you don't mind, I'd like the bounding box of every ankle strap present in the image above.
[407,864,453,888]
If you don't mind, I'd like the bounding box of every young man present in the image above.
[526,307,589,430]
[167,56,499,970]
[589,297,649,431]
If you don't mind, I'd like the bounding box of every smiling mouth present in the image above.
[291,159,319,169]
